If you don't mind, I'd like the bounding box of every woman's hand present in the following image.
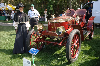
[15,29,17,34]
[27,30,29,34]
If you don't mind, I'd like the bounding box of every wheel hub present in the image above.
[71,34,79,59]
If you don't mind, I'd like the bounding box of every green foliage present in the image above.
[1,0,96,19]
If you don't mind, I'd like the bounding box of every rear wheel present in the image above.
[66,29,81,63]
[26,29,45,51]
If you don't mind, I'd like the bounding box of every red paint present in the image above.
[80,22,85,27]
[89,16,95,20]
[30,31,45,50]
[66,27,73,35]
[48,22,69,31]
[71,34,79,59]
[87,20,93,31]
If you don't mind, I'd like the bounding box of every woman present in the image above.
[13,3,30,54]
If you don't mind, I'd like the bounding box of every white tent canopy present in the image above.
[0,3,5,10]
[7,5,12,10]
[0,3,16,10]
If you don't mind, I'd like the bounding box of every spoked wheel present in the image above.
[89,22,94,39]
[26,29,45,51]
[66,29,81,63]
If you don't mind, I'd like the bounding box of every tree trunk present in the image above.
[70,0,72,9]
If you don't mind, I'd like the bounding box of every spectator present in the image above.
[28,4,40,29]
[0,10,2,16]
[11,10,14,19]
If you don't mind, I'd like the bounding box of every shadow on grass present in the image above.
[79,57,100,66]
[10,34,16,36]
[0,49,31,59]
[79,28,100,66]
[0,45,70,65]
[34,44,71,66]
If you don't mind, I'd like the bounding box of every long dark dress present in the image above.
[13,11,29,54]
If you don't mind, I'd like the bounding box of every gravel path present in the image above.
[0,22,13,26]
[0,22,48,26]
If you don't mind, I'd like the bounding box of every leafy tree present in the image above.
[0,0,98,19]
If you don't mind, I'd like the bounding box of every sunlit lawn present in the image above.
[0,26,100,66]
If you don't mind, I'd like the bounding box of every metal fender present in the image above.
[87,16,95,31]
[66,27,73,35]
[87,20,94,31]
[89,16,95,20]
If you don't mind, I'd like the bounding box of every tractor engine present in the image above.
[47,16,77,39]
[33,16,80,40]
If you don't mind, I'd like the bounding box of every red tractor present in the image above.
[26,9,95,63]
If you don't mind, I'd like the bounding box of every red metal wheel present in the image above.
[26,29,45,51]
[66,29,81,63]
[71,34,79,59]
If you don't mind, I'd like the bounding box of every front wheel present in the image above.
[66,29,81,63]
[26,29,45,51]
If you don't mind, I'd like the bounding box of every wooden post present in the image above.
[70,0,72,9]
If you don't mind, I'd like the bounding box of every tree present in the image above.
[0,0,98,19]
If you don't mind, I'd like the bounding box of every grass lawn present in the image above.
[0,26,100,66]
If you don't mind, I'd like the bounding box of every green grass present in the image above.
[0,26,100,66]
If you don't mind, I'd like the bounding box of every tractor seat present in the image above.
[65,9,75,17]
[79,15,83,22]
[79,15,83,19]
[75,9,86,22]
